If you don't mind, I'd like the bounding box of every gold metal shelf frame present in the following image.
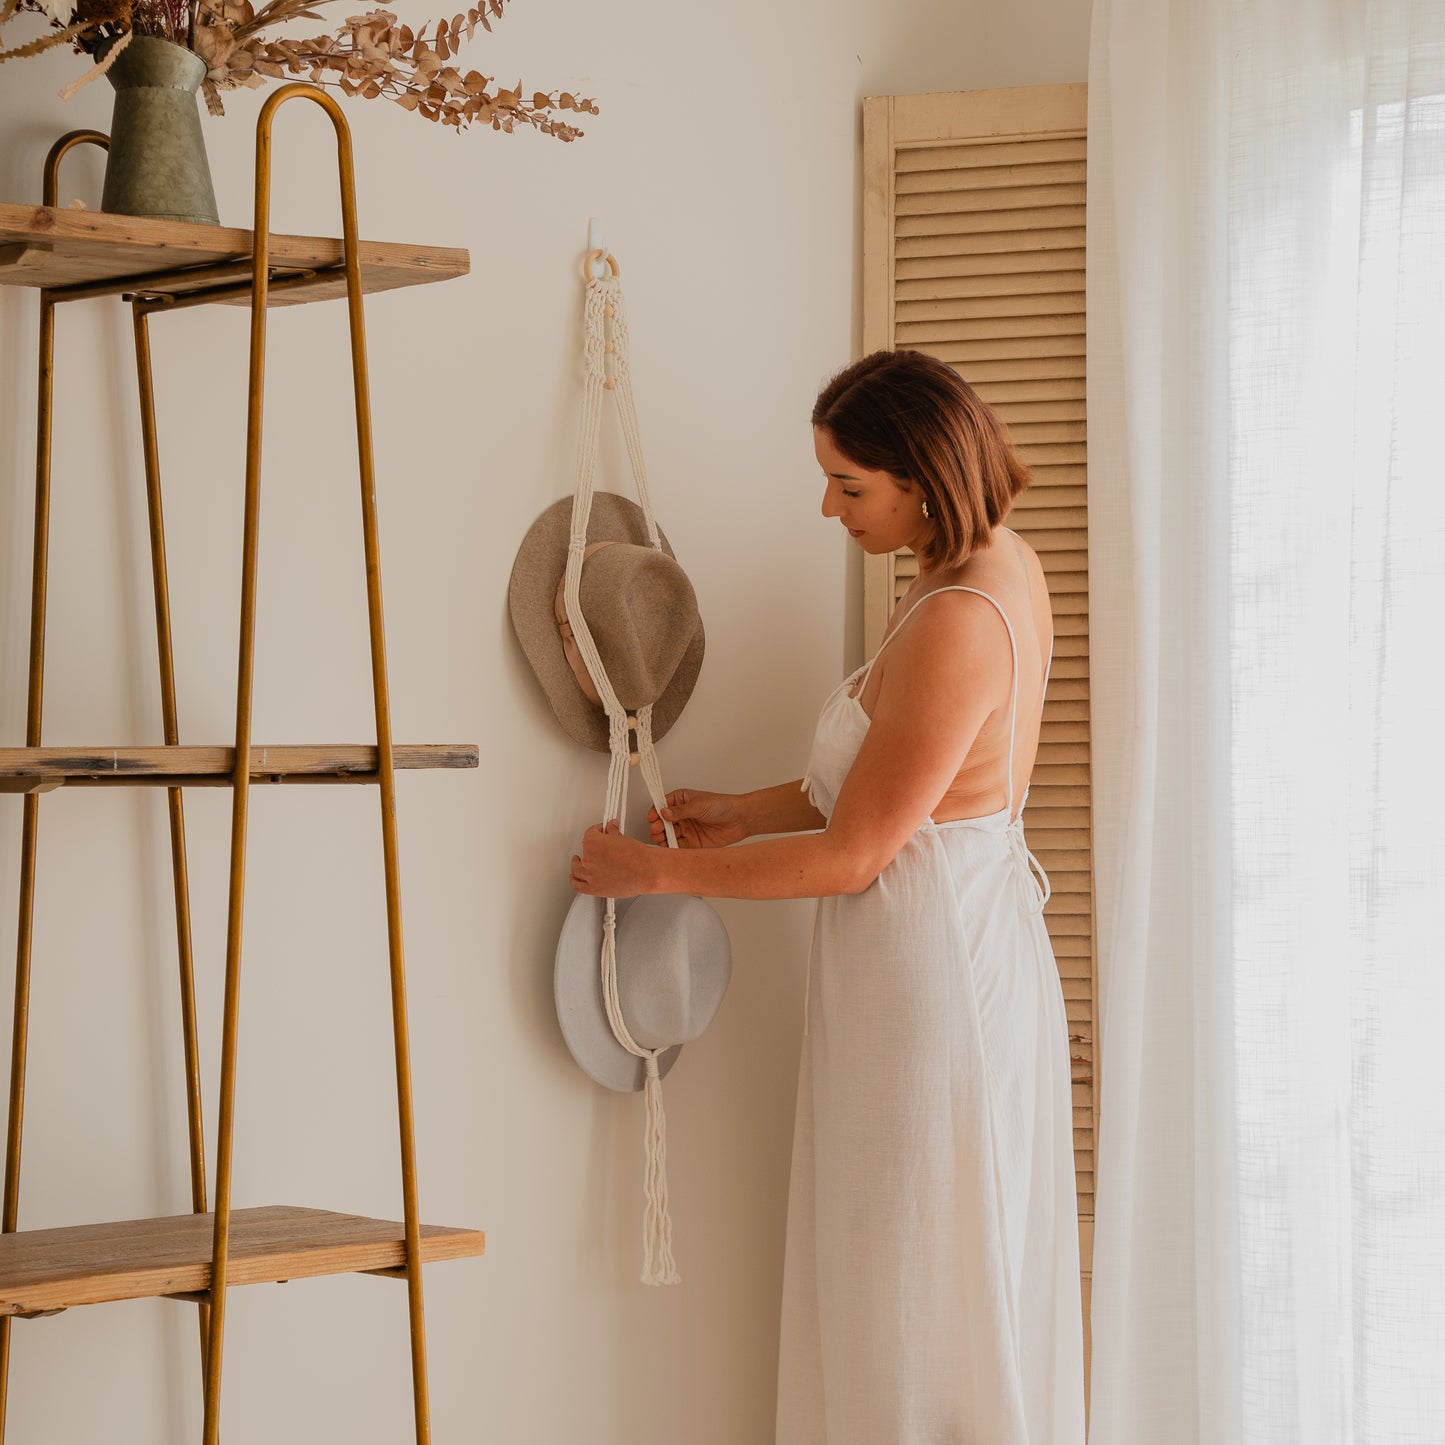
[0,88,481,1444]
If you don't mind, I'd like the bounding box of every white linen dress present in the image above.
[775,582,1086,1445]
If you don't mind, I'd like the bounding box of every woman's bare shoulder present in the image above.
[884,587,1016,686]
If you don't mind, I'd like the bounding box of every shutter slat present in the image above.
[992,399,1088,423]
[895,270,1084,303]
[1014,525,1088,551]
[895,183,1087,216]
[1036,739,1090,764]
[895,158,1086,194]
[899,331,1085,362]
[912,353,1086,383]
[1027,806,1092,828]
[1008,507,1087,533]
[1037,552,1090,577]
[897,208,1087,240]
[1029,784,1091,807]
[894,136,1086,173]
[1034,907,1093,934]
[1035,725,1090,750]
[896,227,1087,261]
[896,247,1085,282]
[896,294,1086,326]
[1029,463,1089,485]
[1029,767,1092,792]
[1003,421,1088,445]
[1018,442,1087,465]
[973,378,1086,405]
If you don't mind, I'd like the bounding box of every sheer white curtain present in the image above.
[1086,3,1445,1443]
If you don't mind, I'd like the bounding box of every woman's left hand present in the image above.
[570,820,658,897]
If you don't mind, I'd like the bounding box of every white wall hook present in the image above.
[586,217,610,278]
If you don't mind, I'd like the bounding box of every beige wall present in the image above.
[0,1,1088,1439]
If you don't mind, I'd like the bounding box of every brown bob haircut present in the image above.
[811,349,1031,571]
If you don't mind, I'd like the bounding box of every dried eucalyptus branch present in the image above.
[194,5,594,136]
[0,0,598,138]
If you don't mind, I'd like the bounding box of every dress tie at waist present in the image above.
[1006,817,1051,914]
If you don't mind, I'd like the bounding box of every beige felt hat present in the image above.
[554,892,732,1093]
[508,494,705,752]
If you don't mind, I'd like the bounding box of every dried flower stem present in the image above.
[56,20,128,96]
[0,16,91,60]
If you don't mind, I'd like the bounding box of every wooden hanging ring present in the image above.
[583,248,620,281]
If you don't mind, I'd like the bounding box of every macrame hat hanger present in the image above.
[509,248,730,1286]
[508,251,705,753]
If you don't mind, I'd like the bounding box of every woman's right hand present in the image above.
[648,789,749,849]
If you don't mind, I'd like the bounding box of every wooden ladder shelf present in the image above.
[0,89,481,1443]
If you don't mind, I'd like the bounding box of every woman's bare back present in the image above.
[850,526,1054,824]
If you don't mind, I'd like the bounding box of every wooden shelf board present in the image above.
[0,743,477,791]
[0,204,468,305]
[0,1205,484,1316]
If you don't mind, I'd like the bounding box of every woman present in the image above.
[570,349,1085,1445]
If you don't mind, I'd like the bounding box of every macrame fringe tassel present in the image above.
[640,1054,680,1286]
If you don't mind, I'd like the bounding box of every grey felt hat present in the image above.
[508,494,705,752]
[554,893,732,1093]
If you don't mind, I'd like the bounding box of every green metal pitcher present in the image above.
[102,34,219,226]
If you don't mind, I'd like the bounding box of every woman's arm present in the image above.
[647,781,825,847]
[572,594,1011,900]
[737,781,828,837]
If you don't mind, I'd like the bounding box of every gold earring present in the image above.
[921,498,931,519]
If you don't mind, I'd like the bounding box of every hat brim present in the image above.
[554,893,682,1093]
[509,495,705,753]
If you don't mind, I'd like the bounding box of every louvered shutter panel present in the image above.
[862,85,1096,1313]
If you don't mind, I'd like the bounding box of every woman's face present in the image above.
[814,426,930,556]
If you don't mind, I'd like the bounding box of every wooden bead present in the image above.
[605,304,615,317]
[605,342,615,354]
[603,379,616,390]
[628,752,640,766]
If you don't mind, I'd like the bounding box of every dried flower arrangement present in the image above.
[0,0,598,138]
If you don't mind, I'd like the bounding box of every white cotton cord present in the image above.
[634,705,678,851]
[1006,820,1052,915]
[566,266,682,1286]
[562,275,664,724]
[597,872,681,1285]
[606,284,662,548]
[595,733,679,1284]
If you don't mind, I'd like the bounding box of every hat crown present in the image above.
[553,892,732,1092]
[576,545,699,711]
[615,895,730,1050]
[508,493,706,753]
